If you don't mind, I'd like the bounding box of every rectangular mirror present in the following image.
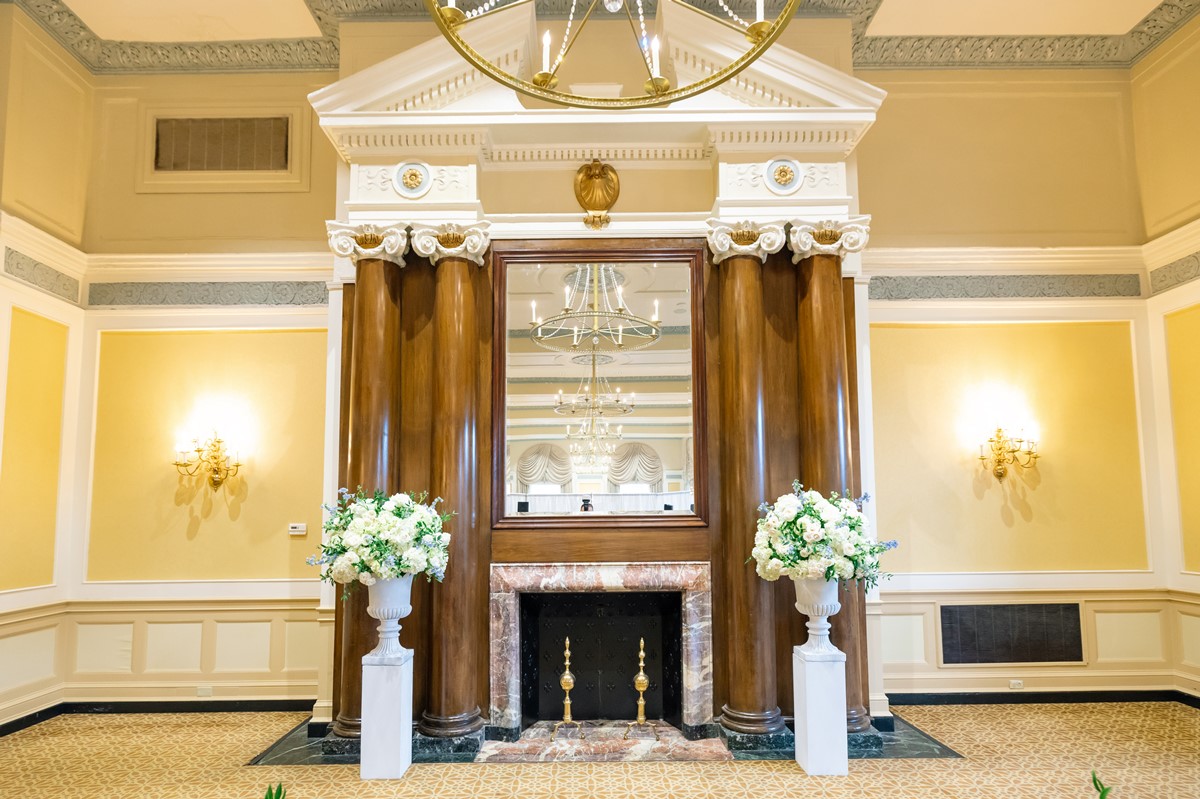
[501,253,698,518]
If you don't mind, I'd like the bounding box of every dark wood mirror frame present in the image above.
[490,237,711,534]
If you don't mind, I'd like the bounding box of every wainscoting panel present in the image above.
[1093,610,1167,663]
[0,599,319,726]
[879,589,1197,696]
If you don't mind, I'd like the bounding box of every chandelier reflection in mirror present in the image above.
[426,0,803,109]
[559,352,634,468]
[530,264,661,354]
[505,258,693,516]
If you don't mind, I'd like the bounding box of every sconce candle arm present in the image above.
[978,426,1039,483]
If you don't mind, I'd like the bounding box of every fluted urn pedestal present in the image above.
[792,576,849,776]
[361,576,415,780]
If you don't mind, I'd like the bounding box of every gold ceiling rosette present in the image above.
[424,0,804,109]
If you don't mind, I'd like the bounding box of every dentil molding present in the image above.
[704,219,787,264]
[409,222,492,266]
[325,222,409,265]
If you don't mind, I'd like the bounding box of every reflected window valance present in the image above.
[516,443,573,493]
[607,442,664,493]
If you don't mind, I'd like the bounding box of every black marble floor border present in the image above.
[889,689,1200,709]
[0,699,315,739]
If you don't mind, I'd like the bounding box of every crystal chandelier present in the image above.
[529,264,661,355]
[558,352,632,469]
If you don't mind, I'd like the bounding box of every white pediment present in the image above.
[309,1,886,165]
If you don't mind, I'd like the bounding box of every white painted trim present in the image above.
[862,246,1145,276]
[72,579,321,602]
[319,286,343,613]
[869,298,1147,322]
[1144,216,1200,271]
[886,570,1159,593]
[0,212,88,281]
[86,252,334,284]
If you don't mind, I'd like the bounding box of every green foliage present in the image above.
[1092,771,1112,798]
[263,783,286,799]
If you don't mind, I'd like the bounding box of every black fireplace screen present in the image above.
[519,591,682,729]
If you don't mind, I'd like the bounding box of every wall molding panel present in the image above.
[879,589,1200,697]
[87,281,329,307]
[869,274,1143,301]
[0,599,320,726]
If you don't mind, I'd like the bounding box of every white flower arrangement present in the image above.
[308,488,452,587]
[751,481,896,588]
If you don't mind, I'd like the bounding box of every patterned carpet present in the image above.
[1,702,1197,798]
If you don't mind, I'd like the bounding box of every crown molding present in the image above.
[10,0,1199,73]
[862,246,1145,276]
[86,252,334,283]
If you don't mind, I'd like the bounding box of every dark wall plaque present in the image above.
[519,591,682,728]
[940,603,1084,665]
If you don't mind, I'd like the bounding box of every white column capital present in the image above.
[410,221,492,267]
[787,216,871,263]
[704,218,787,264]
[325,222,409,266]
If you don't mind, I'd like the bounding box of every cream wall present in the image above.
[1132,14,1200,239]
[85,72,338,253]
[1166,303,1200,573]
[87,329,328,582]
[855,70,1144,248]
[0,309,68,591]
[0,9,93,247]
[870,321,1148,573]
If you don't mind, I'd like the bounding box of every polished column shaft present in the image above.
[333,257,403,738]
[718,253,784,735]
[418,253,486,737]
[796,252,870,733]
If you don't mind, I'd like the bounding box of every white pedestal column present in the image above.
[361,650,414,780]
[793,645,848,776]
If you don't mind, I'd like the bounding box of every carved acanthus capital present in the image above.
[787,217,871,263]
[704,218,787,264]
[326,222,408,265]
[410,221,492,267]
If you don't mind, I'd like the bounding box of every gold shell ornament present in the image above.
[574,159,620,230]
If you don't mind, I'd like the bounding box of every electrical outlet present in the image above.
[1009,679,1024,690]
[287,523,307,536]
[196,685,213,697]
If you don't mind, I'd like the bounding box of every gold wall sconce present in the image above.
[979,427,1039,483]
[173,434,241,489]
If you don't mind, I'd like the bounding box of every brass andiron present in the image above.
[552,636,586,740]
[623,637,659,741]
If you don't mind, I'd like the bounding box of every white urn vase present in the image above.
[793,576,842,655]
[365,575,414,658]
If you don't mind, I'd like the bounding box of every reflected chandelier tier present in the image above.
[426,0,803,109]
[559,353,629,469]
[530,264,660,355]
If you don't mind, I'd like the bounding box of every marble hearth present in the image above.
[489,562,714,740]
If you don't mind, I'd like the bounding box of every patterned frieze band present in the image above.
[704,219,787,264]
[787,217,871,262]
[325,222,410,266]
[409,222,493,267]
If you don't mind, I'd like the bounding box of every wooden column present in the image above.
[332,253,404,738]
[795,248,870,733]
[716,248,784,735]
[416,226,488,738]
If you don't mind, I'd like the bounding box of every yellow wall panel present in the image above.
[870,322,1147,573]
[0,11,92,246]
[0,308,68,591]
[856,71,1144,248]
[87,329,327,581]
[1132,14,1200,237]
[1166,303,1200,572]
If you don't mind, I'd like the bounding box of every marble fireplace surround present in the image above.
[489,562,714,739]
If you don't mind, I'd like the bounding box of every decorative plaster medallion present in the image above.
[574,160,620,230]
[764,158,802,196]
[788,217,871,262]
[326,221,409,265]
[410,221,492,266]
[392,161,432,199]
[705,218,787,264]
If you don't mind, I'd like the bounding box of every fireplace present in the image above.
[489,562,713,740]
[519,591,683,729]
